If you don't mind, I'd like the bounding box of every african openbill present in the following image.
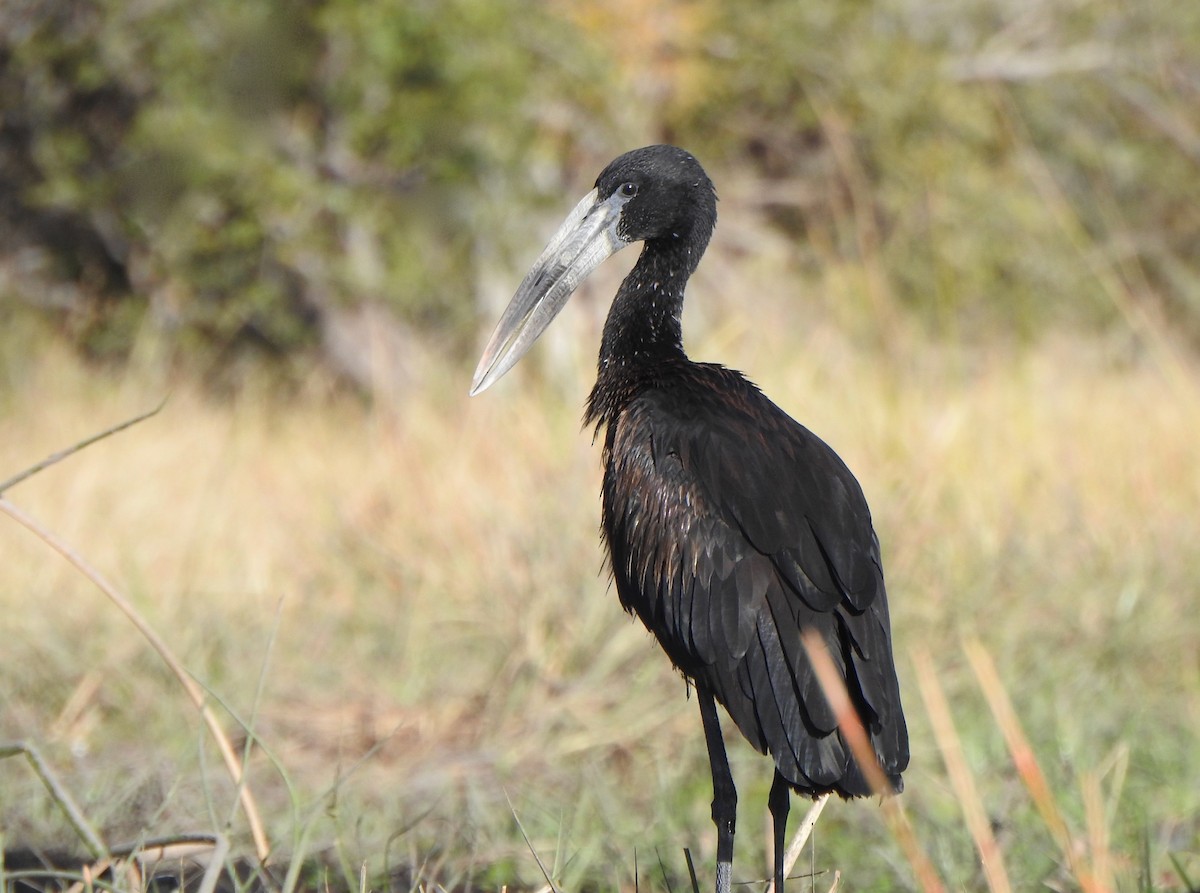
[470,145,908,893]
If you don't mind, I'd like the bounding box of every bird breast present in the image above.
[600,398,759,677]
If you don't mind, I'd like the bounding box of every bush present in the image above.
[674,0,1200,339]
[2,0,1198,382]
[0,0,613,380]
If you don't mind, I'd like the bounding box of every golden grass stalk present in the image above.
[912,648,1012,893]
[1082,772,1115,893]
[800,630,945,893]
[963,639,1111,893]
[962,641,1071,847]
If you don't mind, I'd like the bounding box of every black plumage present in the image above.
[471,145,908,893]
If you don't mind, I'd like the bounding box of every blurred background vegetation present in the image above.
[3,1,1200,889]
[2,0,1198,389]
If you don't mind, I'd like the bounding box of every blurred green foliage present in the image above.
[0,0,612,378]
[678,0,1200,337]
[1,0,1198,382]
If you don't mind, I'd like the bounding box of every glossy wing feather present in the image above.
[602,363,908,796]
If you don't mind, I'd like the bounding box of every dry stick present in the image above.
[107,833,230,893]
[0,398,167,496]
[765,793,829,893]
[799,630,946,893]
[69,857,111,893]
[0,497,271,862]
[911,649,1012,893]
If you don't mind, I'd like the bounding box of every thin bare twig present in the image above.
[948,43,1115,83]
[0,397,168,495]
[117,833,230,893]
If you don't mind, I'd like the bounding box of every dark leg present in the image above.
[768,770,791,893]
[696,684,736,893]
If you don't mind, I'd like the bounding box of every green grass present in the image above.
[2,288,1199,890]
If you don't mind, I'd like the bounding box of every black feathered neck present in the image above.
[585,237,698,432]
[584,145,718,432]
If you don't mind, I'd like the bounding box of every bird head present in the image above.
[469,145,716,396]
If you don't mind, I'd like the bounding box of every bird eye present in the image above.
[620,182,638,198]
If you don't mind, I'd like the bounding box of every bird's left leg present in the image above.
[696,683,737,893]
[767,792,831,893]
[767,769,790,893]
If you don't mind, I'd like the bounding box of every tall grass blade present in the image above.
[503,789,562,893]
[800,630,945,893]
[0,741,109,860]
[912,648,1012,893]
[963,639,1109,893]
[1082,772,1114,893]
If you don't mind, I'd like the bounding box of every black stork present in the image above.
[470,145,908,893]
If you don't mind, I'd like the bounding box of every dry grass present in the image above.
[2,291,1199,890]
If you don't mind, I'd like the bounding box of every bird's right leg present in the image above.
[697,683,737,893]
[767,769,791,893]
